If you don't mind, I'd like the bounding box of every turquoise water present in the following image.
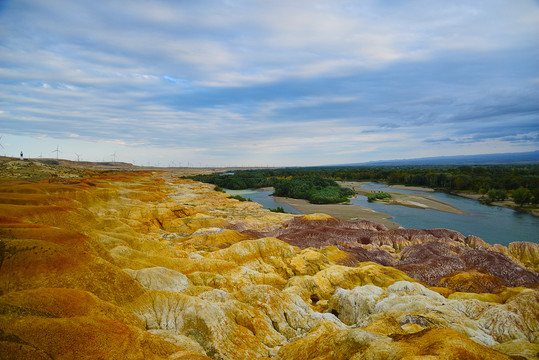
[350,182,538,246]
[227,184,538,246]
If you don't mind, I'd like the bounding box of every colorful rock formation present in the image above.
[0,166,537,359]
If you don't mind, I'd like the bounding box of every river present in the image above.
[351,182,538,246]
[226,184,538,246]
[225,189,302,214]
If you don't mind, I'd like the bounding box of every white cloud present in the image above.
[1,0,537,166]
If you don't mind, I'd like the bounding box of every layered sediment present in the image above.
[0,165,537,359]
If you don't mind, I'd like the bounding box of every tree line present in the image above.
[186,164,539,206]
[272,177,355,204]
[187,173,354,204]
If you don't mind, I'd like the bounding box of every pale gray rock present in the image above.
[328,285,384,325]
[327,280,538,350]
[124,266,190,292]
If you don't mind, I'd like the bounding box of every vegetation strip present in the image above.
[187,165,538,213]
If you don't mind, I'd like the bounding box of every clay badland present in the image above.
[0,159,538,359]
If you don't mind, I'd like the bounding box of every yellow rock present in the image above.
[207,237,297,279]
[508,241,539,271]
[0,234,145,305]
[290,248,333,276]
[439,268,504,293]
[0,315,182,360]
[362,317,406,336]
[448,292,503,303]
[315,262,416,291]
[124,266,190,292]
[127,290,272,359]
[0,288,143,327]
[303,213,334,220]
[181,228,253,249]
[277,326,514,360]
[1,169,537,360]
[491,338,539,360]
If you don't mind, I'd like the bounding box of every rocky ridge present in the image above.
[0,169,538,359]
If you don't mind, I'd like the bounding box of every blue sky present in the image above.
[1,0,538,166]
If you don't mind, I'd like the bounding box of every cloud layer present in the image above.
[1,0,538,165]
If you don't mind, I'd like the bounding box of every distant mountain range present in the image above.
[341,150,539,166]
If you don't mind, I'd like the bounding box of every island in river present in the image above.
[273,195,401,229]
[339,181,468,215]
[272,181,468,230]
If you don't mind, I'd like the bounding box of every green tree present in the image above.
[532,188,539,205]
[495,189,507,201]
[512,186,532,206]
[486,189,507,202]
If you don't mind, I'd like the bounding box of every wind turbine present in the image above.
[0,136,5,156]
[111,152,117,162]
[52,145,61,159]
[75,153,81,162]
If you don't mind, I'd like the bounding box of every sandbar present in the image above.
[389,184,435,192]
[384,193,468,214]
[339,181,467,215]
[273,196,401,229]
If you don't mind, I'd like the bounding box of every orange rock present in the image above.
[277,325,514,360]
[0,226,144,304]
[439,268,505,293]
[0,288,143,327]
[181,228,254,249]
[0,168,537,360]
[0,315,182,360]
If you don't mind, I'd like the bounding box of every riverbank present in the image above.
[454,191,539,217]
[273,196,401,229]
[389,184,434,192]
[338,181,467,215]
[369,191,467,215]
[341,181,539,217]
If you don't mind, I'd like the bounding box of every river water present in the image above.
[225,189,302,214]
[351,182,538,246]
[226,184,538,246]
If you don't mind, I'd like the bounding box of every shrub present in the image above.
[38,159,59,166]
[367,192,392,202]
[230,194,251,202]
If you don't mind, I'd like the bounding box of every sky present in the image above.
[1,0,538,167]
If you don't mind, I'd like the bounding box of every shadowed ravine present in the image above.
[0,165,538,359]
